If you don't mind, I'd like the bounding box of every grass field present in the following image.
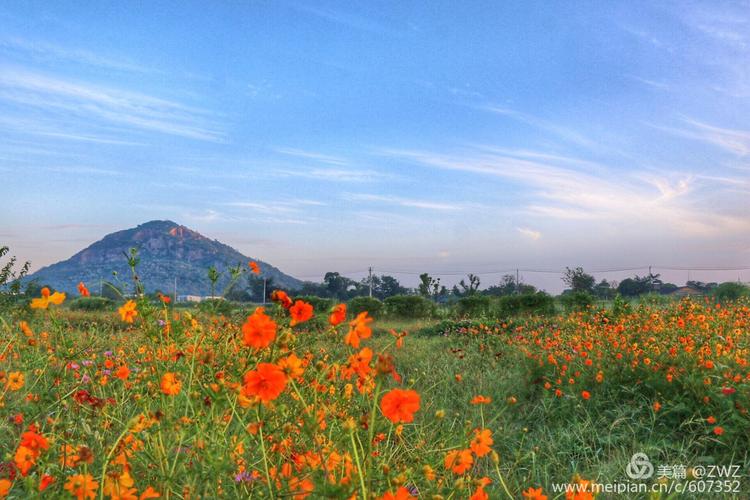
[1,292,749,499]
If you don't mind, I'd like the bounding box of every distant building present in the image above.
[176,295,224,303]
[669,286,703,298]
[177,295,203,303]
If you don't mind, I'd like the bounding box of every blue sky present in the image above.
[1,1,749,291]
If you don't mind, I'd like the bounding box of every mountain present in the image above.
[25,220,302,295]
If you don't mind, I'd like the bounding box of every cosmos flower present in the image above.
[242,307,277,349]
[380,388,420,424]
[289,300,314,326]
[344,311,373,348]
[248,261,261,275]
[242,363,287,402]
[118,300,138,323]
[329,303,347,326]
[470,428,493,457]
[64,474,98,500]
[160,373,182,396]
[444,449,473,474]
[270,290,292,309]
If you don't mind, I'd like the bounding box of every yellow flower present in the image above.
[64,474,98,500]
[7,372,24,391]
[30,289,65,309]
[118,300,138,323]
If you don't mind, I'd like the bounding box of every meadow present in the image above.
[1,285,749,499]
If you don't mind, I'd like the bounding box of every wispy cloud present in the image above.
[379,147,749,236]
[481,105,595,148]
[0,67,223,142]
[626,75,671,91]
[274,168,388,182]
[345,193,471,211]
[651,118,750,156]
[224,199,326,214]
[274,147,349,166]
[517,227,542,240]
[0,36,152,73]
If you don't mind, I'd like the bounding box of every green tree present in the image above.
[562,267,595,293]
[714,282,749,302]
[207,265,222,298]
[452,274,481,297]
[0,246,30,311]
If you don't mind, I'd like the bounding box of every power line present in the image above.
[292,265,750,281]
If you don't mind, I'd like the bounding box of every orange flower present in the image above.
[139,487,161,499]
[160,373,181,396]
[653,401,661,412]
[344,311,373,348]
[522,487,548,500]
[470,486,489,500]
[249,261,261,274]
[271,290,293,309]
[20,427,49,454]
[242,363,287,402]
[581,390,591,400]
[19,320,33,337]
[30,288,66,309]
[444,449,474,474]
[713,426,724,436]
[329,303,347,326]
[64,474,98,500]
[378,487,416,500]
[470,395,491,405]
[470,428,493,457]
[390,329,407,349]
[114,365,131,381]
[707,415,717,424]
[278,353,305,379]
[242,307,277,349]
[77,282,90,297]
[289,300,314,326]
[158,293,171,304]
[118,300,138,323]
[39,474,54,492]
[103,470,136,500]
[0,479,11,498]
[7,371,24,391]
[380,388,421,423]
[14,446,35,476]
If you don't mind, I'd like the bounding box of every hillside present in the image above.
[25,220,302,295]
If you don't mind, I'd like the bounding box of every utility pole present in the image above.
[173,277,177,303]
[516,268,520,295]
[368,267,373,298]
[262,278,267,305]
[648,265,653,292]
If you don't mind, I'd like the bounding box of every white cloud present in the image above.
[0,66,223,142]
[378,147,750,237]
[517,227,542,240]
[345,193,471,211]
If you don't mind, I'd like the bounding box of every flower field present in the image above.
[1,285,749,499]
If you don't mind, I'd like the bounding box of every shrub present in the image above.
[713,282,749,303]
[559,291,595,311]
[69,296,114,311]
[496,292,555,317]
[348,296,384,318]
[455,295,491,317]
[384,295,435,319]
[295,295,336,314]
[198,298,235,315]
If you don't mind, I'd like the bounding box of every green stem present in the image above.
[349,429,368,499]
[257,408,275,500]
